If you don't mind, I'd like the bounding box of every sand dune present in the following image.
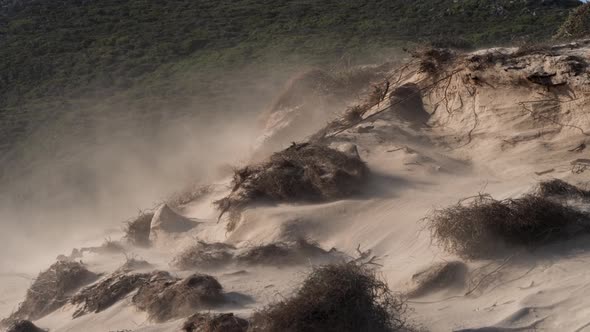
[4,41,590,331]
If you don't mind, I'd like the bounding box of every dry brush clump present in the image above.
[5,261,97,322]
[182,312,249,332]
[425,193,590,259]
[411,47,456,77]
[215,143,368,230]
[171,241,236,270]
[71,272,151,318]
[249,262,408,332]
[236,239,335,267]
[535,179,590,199]
[124,211,154,247]
[132,271,225,322]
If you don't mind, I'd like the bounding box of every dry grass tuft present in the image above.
[182,312,249,332]
[236,239,334,267]
[5,320,47,332]
[249,262,407,332]
[132,271,225,322]
[536,179,590,199]
[71,272,151,318]
[6,261,97,321]
[215,143,368,231]
[171,241,236,270]
[425,193,590,259]
[124,211,154,247]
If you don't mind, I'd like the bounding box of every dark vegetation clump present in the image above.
[555,3,590,40]
[412,47,455,76]
[536,179,590,198]
[171,241,236,270]
[71,272,151,318]
[132,271,225,322]
[425,193,590,259]
[124,211,154,247]
[5,320,47,332]
[249,262,407,332]
[215,143,368,230]
[182,312,249,332]
[7,261,97,321]
[236,239,334,267]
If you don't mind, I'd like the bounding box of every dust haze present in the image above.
[0,58,372,272]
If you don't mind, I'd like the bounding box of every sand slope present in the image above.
[4,41,590,331]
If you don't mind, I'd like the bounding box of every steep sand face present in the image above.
[5,42,590,331]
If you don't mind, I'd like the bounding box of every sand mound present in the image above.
[406,261,467,298]
[5,261,97,322]
[236,239,335,267]
[5,320,47,332]
[171,242,236,270]
[132,271,225,322]
[426,193,590,259]
[215,143,368,230]
[149,204,198,242]
[71,272,151,318]
[166,184,213,210]
[182,313,249,332]
[124,211,154,247]
[116,257,152,273]
[250,263,407,332]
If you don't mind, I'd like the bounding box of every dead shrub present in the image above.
[124,211,153,247]
[171,241,236,270]
[132,271,225,322]
[71,272,151,318]
[236,239,334,266]
[215,143,368,231]
[411,47,455,77]
[7,261,97,321]
[5,320,47,332]
[536,179,590,198]
[249,262,407,332]
[182,312,249,332]
[425,193,590,259]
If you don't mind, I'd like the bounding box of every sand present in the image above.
[4,41,590,331]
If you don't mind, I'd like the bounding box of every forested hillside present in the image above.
[0,0,583,184]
